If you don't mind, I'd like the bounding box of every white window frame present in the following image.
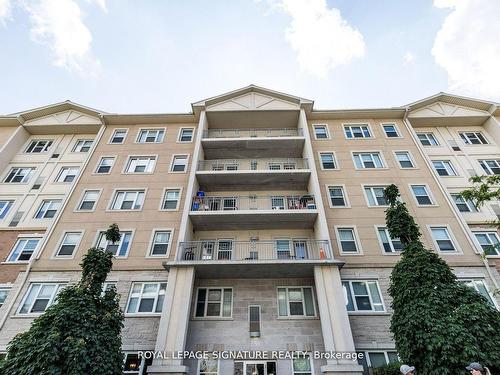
[478,159,500,175]
[381,123,401,138]
[160,188,182,211]
[276,286,317,318]
[459,279,498,308]
[124,156,157,174]
[363,185,390,207]
[4,167,35,183]
[432,160,458,176]
[34,199,62,219]
[0,199,14,219]
[393,150,416,169]
[352,152,386,169]
[169,154,189,173]
[375,226,403,254]
[428,225,460,253]
[416,132,439,146]
[318,152,338,170]
[194,287,233,319]
[123,352,152,374]
[335,226,362,255]
[450,193,478,213]
[136,128,165,143]
[109,128,128,144]
[459,131,489,145]
[125,282,167,315]
[312,124,330,140]
[55,166,79,183]
[94,156,115,174]
[326,185,349,208]
[18,283,66,315]
[25,139,53,153]
[360,350,399,369]
[178,127,195,143]
[410,184,436,206]
[75,189,102,212]
[0,285,11,308]
[343,123,372,139]
[72,139,94,152]
[109,189,146,211]
[197,357,220,375]
[291,353,314,375]
[95,229,134,258]
[342,280,386,313]
[147,229,174,257]
[7,236,42,262]
[55,231,83,258]
[473,232,500,257]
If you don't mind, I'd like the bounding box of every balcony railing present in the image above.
[197,158,309,171]
[178,240,331,261]
[203,128,303,138]
[191,195,316,211]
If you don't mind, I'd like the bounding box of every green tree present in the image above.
[384,185,500,375]
[0,224,124,375]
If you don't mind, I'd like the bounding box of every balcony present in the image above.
[196,158,310,191]
[169,240,338,278]
[202,128,304,159]
[189,194,318,230]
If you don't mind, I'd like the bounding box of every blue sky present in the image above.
[0,0,499,114]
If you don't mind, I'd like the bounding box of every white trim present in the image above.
[135,127,166,144]
[431,159,459,177]
[146,228,175,258]
[92,228,135,259]
[17,282,67,316]
[193,286,234,319]
[342,122,374,139]
[408,183,438,207]
[74,188,103,212]
[312,123,330,140]
[122,154,158,174]
[159,187,183,211]
[169,154,190,174]
[415,131,440,147]
[334,225,363,255]
[177,127,196,143]
[5,235,43,263]
[52,230,85,259]
[325,184,350,208]
[71,138,94,153]
[196,357,220,375]
[427,224,462,254]
[342,279,386,313]
[317,151,339,170]
[106,188,147,212]
[380,122,402,138]
[374,225,402,255]
[291,353,314,375]
[276,286,317,318]
[124,281,168,316]
[470,231,500,258]
[93,155,116,175]
[362,184,391,207]
[108,128,128,144]
[392,150,418,169]
[351,151,388,170]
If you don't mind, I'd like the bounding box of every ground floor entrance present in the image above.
[234,361,277,375]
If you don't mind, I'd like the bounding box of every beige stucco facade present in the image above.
[0,87,499,375]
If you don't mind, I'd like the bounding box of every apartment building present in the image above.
[0,86,498,375]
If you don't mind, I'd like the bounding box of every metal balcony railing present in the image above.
[197,158,309,171]
[203,128,303,138]
[178,240,331,261]
[190,195,316,211]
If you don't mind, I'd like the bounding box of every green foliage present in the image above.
[0,247,124,375]
[105,223,121,244]
[460,175,500,229]
[384,184,500,375]
[372,361,402,375]
[384,184,421,246]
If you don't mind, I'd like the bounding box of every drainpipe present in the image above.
[401,107,499,291]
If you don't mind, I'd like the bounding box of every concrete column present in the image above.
[314,265,364,375]
[147,266,195,375]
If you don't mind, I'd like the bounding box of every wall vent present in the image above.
[8,211,24,227]
[447,139,461,151]
[31,176,45,190]
[491,204,500,220]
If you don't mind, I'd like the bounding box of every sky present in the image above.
[0,0,499,114]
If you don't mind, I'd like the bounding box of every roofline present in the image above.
[9,100,107,117]
[405,91,500,111]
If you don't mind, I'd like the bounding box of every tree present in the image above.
[0,224,124,375]
[384,185,500,375]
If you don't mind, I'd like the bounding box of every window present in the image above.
[353,152,384,169]
[382,124,399,138]
[474,232,500,256]
[417,132,439,146]
[137,129,164,143]
[125,156,156,173]
[0,200,14,219]
[95,157,114,174]
[411,185,434,205]
[110,129,127,144]
[328,186,347,207]
[195,288,233,318]
[313,125,329,139]
[162,189,180,210]
[19,283,66,314]
[149,230,171,256]
[395,151,415,168]
[198,357,219,375]
[73,139,93,152]
[96,230,132,257]
[337,228,360,253]
[430,227,457,252]
[35,199,62,219]
[479,160,500,175]
[292,355,313,375]
[7,237,41,262]
[77,190,100,211]
[123,352,152,375]
[432,160,457,176]
[344,124,371,138]
[171,155,188,172]
[26,139,53,153]
[179,128,194,142]
[126,282,167,314]
[4,167,34,183]
[460,280,496,306]
[342,280,384,312]
[277,287,316,317]
[56,166,79,182]
[249,305,261,337]
[319,152,337,169]
[377,227,403,253]
[0,287,10,307]
[111,190,145,210]
[358,351,399,372]
[364,186,389,206]
[451,194,478,213]
[460,132,488,145]
[56,232,82,257]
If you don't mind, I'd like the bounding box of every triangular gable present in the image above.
[24,109,102,126]
[408,101,490,119]
[207,91,300,111]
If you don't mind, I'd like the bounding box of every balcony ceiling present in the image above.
[206,110,300,128]
[202,137,305,159]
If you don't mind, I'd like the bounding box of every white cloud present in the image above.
[432,0,500,99]
[264,0,365,77]
[403,51,415,65]
[0,0,12,23]
[21,0,104,75]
